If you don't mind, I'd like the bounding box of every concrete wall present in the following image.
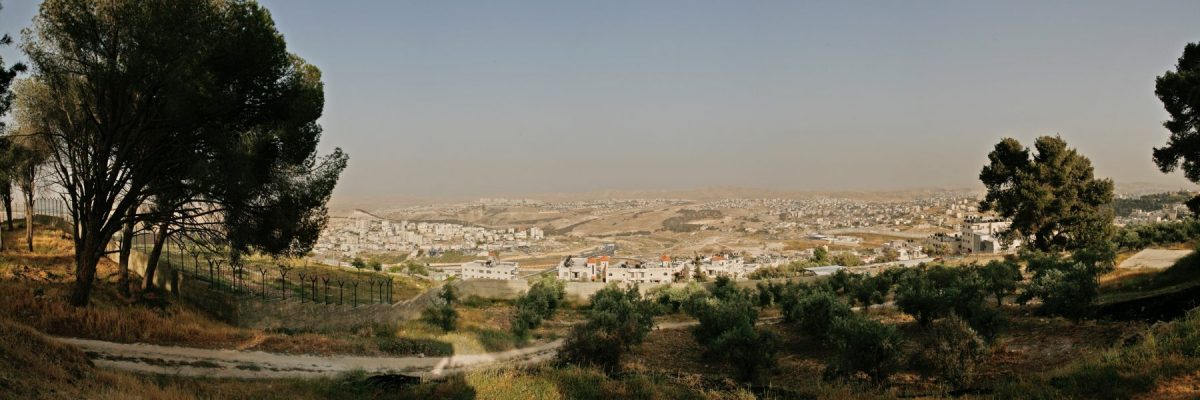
[106,244,183,294]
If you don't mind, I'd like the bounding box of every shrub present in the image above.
[894,265,984,326]
[964,302,1007,343]
[831,252,863,267]
[559,285,657,372]
[917,315,988,388]
[828,269,853,294]
[977,260,1021,307]
[690,291,757,348]
[422,303,457,332]
[826,315,906,385]
[848,274,890,308]
[650,282,707,314]
[786,290,851,340]
[1115,218,1200,251]
[689,289,778,382]
[709,324,780,382]
[756,281,774,308]
[406,262,429,276]
[423,285,459,332]
[511,275,566,339]
[709,275,740,301]
[1019,259,1097,319]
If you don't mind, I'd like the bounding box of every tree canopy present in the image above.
[18,0,346,305]
[1152,42,1200,213]
[979,136,1115,255]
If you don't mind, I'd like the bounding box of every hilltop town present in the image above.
[314,188,1193,284]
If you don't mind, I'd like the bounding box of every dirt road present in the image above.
[55,319,705,379]
[58,336,563,379]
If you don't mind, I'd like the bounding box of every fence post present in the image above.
[298,272,307,303]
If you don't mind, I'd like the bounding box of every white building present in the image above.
[881,240,926,261]
[960,217,1020,254]
[604,260,680,284]
[460,259,521,280]
[556,256,609,282]
[700,255,755,279]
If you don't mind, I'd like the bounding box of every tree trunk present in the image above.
[142,223,169,291]
[2,191,12,232]
[24,190,34,252]
[117,209,135,297]
[70,233,104,307]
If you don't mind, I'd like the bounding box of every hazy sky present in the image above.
[3,1,1200,199]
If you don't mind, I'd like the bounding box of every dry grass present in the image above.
[392,300,581,354]
[0,314,390,400]
[0,223,488,357]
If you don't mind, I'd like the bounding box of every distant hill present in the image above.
[345,209,385,221]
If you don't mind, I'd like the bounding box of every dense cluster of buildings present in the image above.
[1117,204,1190,226]
[312,211,546,259]
[925,216,1020,255]
[554,254,771,284]
[700,193,980,234]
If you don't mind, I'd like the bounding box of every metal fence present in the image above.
[126,233,400,307]
[14,197,399,307]
[9,197,70,220]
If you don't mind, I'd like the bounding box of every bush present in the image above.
[848,274,891,308]
[559,285,657,372]
[831,252,863,267]
[689,289,778,382]
[422,303,457,332]
[786,290,851,340]
[710,324,780,382]
[747,260,820,279]
[709,275,740,301]
[977,260,1021,307]
[1019,258,1097,319]
[511,275,566,339]
[827,315,906,385]
[828,269,853,294]
[690,291,757,348]
[755,281,782,308]
[964,302,1007,343]
[423,285,459,332]
[917,315,988,388]
[894,265,984,326]
[1115,218,1200,251]
[405,262,429,276]
[650,282,707,314]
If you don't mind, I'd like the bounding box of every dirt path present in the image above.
[1119,249,1191,270]
[54,319,714,379]
[58,336,563,379]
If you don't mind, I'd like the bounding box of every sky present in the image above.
[2,1,1199,200]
